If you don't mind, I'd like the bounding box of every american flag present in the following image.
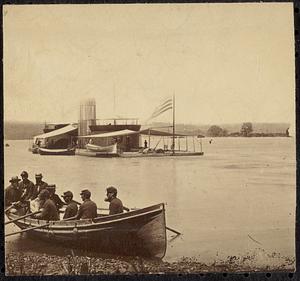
[147,97,173,121]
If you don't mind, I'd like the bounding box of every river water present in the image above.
[4,137,296,270]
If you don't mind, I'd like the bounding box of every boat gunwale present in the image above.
[7,203,165,230]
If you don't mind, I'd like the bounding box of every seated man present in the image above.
[19,171,36,201]
[32,173,48,200]
[5,176,22,207]
[61,191,78,219]
[47,184,65,211]
[105,186,124,215]
[35,189,59,221]
[76,189,97,220]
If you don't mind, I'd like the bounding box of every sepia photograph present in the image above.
[3,3,296,275]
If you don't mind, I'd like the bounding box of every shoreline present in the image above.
[5,252,295,275]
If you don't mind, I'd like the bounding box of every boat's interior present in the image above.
[7,202,164,226]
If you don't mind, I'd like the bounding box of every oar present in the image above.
[4,201,23,213]
[166,226,181,235]
[5,216,74,237]
[5,210,41,225]
[5,204,16,213]
[5,222,50,237]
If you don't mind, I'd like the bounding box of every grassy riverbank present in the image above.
[5,252,294,275]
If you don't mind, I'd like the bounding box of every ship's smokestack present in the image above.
[78,98,96,147]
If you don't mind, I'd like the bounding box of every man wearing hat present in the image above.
[5,176,23,207]
[62,191,78,219]
[34,189,59,221]
[32,173,48,200]
[105,186,124,215]
[76,189,97,219]
[47,184,65,211]
[19,171,36,201]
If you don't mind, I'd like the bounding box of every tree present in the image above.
[207,125,227,137]
[241,122,253,137]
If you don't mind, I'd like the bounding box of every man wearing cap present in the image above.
[105,186,124,215]
[19,171,36,201]
[5,176,23,207]
[32,173,48,199]
[76,189,97,219]
[47,185,65,211]
[62,191,78,219]
[35,189,59,221]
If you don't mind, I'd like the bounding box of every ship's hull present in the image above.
[85,143,117,153]
[38,147,75,156]
[6,203,167,258]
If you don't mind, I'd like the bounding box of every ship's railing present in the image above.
[94,118,139,126]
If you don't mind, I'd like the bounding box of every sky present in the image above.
[3,3,295,125]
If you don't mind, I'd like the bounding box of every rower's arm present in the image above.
[75,205,83,220]
[35,208,45,219]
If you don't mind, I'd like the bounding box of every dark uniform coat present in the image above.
[50,194,65,211]
[63,201,78,219]
[20,179,36,201]
[36,199,59,221]
[32,181,48,200]
[5,184,22,207]
[77,199,97,219]
[109,198,124,215]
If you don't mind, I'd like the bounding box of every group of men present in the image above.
[5,171,124,221]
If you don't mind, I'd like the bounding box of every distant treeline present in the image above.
[151,122,290,138]
[4,121,291,140]
[205,122,290,137]
[4,121,44,140]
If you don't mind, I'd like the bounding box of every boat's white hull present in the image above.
[38,147,75,155]
[85,143,117,153]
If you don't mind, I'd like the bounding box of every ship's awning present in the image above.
[79,129,139,138]
[34,124,78,140]
[80,128,191,138]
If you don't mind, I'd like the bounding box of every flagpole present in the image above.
[172,94,175,155]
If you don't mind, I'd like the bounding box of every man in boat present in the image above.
[32,173,48,199]
[47,184,65,211]
[5,176,23,207]
[76,189,97,219]
[61,191,78,219]
[34,189,59,221]
[19,171,36,201]
[105,186,124,215]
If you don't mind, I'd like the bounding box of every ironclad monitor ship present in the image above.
[30,97,204,157]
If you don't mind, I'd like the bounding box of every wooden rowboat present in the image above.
[5,203,167,258]
[38,147,75,156]
[85,143,117,153]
